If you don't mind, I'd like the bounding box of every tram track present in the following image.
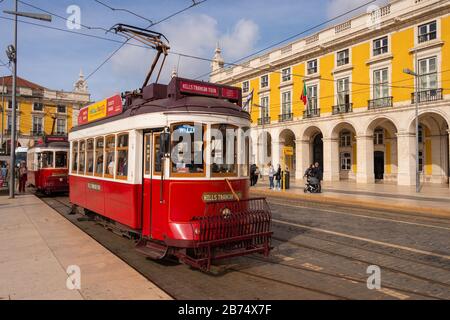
[39,194,450,300]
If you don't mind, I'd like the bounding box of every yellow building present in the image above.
[210,0,450,187]
[0,73,90,154]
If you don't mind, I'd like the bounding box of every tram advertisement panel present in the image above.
[78,94,123,125]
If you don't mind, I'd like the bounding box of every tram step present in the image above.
[135,239,168,260]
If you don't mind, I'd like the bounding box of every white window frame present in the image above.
[281,67,291,82]
[260,95,269,119]
[32,116,44,134]
[281,90,292,115]
[336,49,350,67]
[418,56,438,90]
[340,131,352,147]
[374,129,384,145]
[33,102,44,112]
[373,36,388,56]
[260,74,269,89]
[242,80,250,94]
[56,118,67,135]
[306,84,318,113]
[340,152,352,171]
[373,68,389,99]
[306,59,318,75]
[57,104,67,114]
[418,20,437,44]
[414,19,440,47]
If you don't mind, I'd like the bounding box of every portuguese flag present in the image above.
[300,81,308,106]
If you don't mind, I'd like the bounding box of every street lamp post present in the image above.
[4,0,52,198]
[403,51,420,193]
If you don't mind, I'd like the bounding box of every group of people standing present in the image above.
[0,161,28,193]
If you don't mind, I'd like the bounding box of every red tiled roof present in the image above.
[0,75,45,90]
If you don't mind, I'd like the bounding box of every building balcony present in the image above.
[303,108,320,119]
[411,88,443,104]
[278,113,293,122]
[257,117,271,125]
[368,97,393,109]
[332,103,353,115]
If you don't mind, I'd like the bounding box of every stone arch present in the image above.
[279,129,296,177]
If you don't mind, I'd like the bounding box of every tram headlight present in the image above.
[194,228,201,235]
[221,207,232,219]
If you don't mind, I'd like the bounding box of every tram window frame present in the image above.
[116,133,129,180]
[94,137,105,177]
[239,127,250,177]
[153,133,162,175]
[41,151,54,169]
[104,135,116,179]
[55,151,68,168]
[86,139,94,175]
[170,122,206,178]
[78,140,86,175]
[72,141,78,174]
[210,124,238,178]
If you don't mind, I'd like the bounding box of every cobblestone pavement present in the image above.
[40,194,450,300]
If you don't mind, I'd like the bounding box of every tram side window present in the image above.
[86,139,94,175]
[210,124,237,177]
[153,133,162,174]
[171,123,205,176]
[55,151,67,168]
[94,137,104,176]
[144,133,152,175]
[72,141,78,173]
[105,135,115,178]
[41,151,54,169]
[116,133,129,179]
[79,140,86,174]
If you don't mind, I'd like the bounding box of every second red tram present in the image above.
[69,77,272,270]
[27,136,69,194]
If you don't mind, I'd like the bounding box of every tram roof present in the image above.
[28,141,69,151]
[72,95,250,132]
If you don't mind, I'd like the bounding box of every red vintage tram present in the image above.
[27,136,69,194]
[69,77,272,270]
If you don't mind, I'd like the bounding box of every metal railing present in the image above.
[332,103,353,114]
[30,130,44,136]
[278,113,293,122]
[303,108,320,118]
[411,88,443,103]
[368,96,393,109]
[257,117,271,125]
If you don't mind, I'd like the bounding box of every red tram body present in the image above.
[27,137,69,194]
[69,77,272,270]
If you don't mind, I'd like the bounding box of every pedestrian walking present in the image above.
[268,163,275,189]
[254,166,260,186]
[313,162,323,193]
[275,164,282,190]
[18,161,28,193]
[250,164,256,186]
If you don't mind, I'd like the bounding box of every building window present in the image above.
[105,135,116,178]
[78,140,86,174]
[340,152,351,171]
[8,100,18,109]
[307,59,317,74]
[373,68,389,99]
[72,141,78,173]
[337,77,350,106]
[242,81,249,93]
[282,68,291,82]
[418,21,436,43]
[33,102,44,111]
[373,36,388,56]
[32,116,43,135]
[418,151,424,172]
[260,96,269,118]
[56,118,66,135]
[261,75,269,88]
[340,131,352,147]
[116,133,129,179]
[94,137,104,176]
[307,85,318,112]
[210,124,237,177]
[86,139,94,175]
[57,105,66,113]
[281,91,292,115]
[418,56,437,90]
[374,129,384,145]
[337,49,349,66]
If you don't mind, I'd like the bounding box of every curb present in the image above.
[250,188,450,218]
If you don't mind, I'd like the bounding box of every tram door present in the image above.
[142,131,164,238]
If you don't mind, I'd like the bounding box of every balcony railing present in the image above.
[368,96,393,109]
[30,130,44,137]
[303,108,320,119]
[332,103,353,114]
[278,113,293,122]
[257,117,271,125]
[411,88,443,103]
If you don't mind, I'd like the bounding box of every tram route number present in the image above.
[87,182,101,191]
[178,304,271,318]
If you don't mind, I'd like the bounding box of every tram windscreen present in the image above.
[171,123,205,175]
[40,151,54,168]
[210,124,237,176]
[55,151,67,168]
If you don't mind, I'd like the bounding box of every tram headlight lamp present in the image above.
[194,228,201,235]
[221,207,232,219]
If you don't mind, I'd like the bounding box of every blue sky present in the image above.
[0,0,386,100]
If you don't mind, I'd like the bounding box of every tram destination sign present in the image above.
[78,94,123,125]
